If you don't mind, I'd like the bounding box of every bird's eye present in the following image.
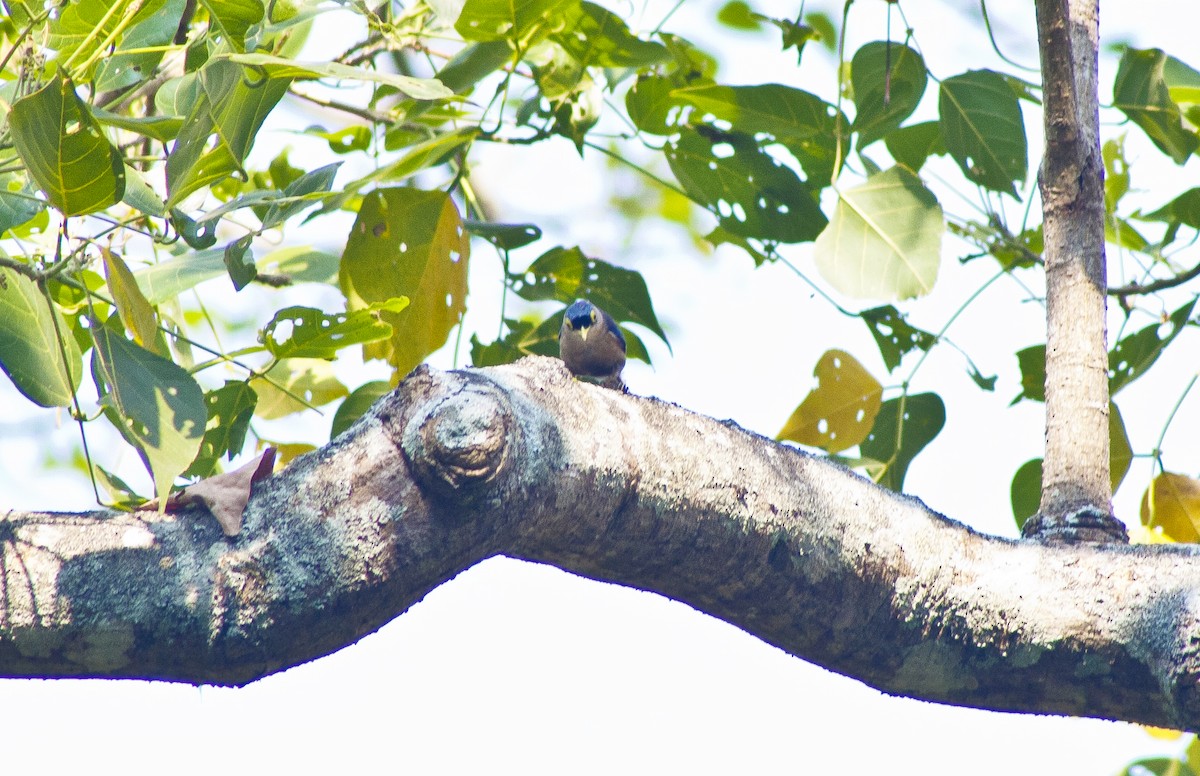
[590,311,598,324]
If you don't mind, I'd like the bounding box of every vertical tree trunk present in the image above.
[1025,0,1126,542]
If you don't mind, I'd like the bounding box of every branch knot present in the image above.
[400,385,511,500]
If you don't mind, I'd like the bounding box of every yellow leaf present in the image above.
[340,188,469,375]
[249,359,348,420]
[778,349,882,454]
[1140,472,1200,543]
[103,248,160,351]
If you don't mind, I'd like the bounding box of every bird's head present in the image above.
[564,300,601,341]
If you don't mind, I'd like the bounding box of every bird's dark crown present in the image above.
[565,300,598,329]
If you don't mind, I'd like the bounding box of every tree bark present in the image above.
[1,358,1199,728]
[1028,0,1124,542]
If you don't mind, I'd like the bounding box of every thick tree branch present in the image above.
[1,358,1198,729]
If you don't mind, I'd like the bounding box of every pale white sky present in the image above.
[1,0,1197,772]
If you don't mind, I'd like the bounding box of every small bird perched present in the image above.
[559,299,627,391]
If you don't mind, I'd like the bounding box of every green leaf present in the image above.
[261,162,341,230]
[435,41,514,94]
[456,0,580,43]
[261,300,409,360]
[1013,344,1045,403]
[10,71,125,216]
[1109,300,1195,394]
[939,69,1027,196]
[666,126,826,243]
[184,381,258,478]
[464,220,542,250]
[92,107,185,143]
[717,0,760,30]
[1103,138,1130,214]
[814,166,944,300]
[121,164,168,218]
[860,305,936,371]
[304,125,372,154]
[331,380,391,439]
[1113,48,1198,165]
[134,249,225,304]
[200,0,264,53]
[777,349,882,454]
[673,82,843,185]
[850,41,927,149]
[551,2,668,68]
[884,121,945,172]
[1117,757,1198,776]
[1111,402,1132,494]
[224,234,256,290]
[224,53,453,100]
[0,173,46,234]
[103,249,159,349]
[94,0,184,92]
[1010,458,1042,531]
[1144,186,1200,228]
[860,392,945,492]
[626,75,682,135]
[49,0,168,80]
[0,268,82,407]
[339,188,469,374]
[509,246,669,348]
[257,246,340,284]
[92,320,206,502]
[167,59,291,206]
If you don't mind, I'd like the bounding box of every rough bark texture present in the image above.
[1,358,1199,729]
[1028,0,1124,542]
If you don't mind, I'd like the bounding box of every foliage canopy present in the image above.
[0,0,1198,601]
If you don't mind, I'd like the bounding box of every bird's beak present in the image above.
[577,327,590,342]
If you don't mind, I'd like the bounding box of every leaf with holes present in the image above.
[551,2,668,68]
[673,83,843,185]
[814,166,943,300]
[777,349,882,454]
[261,300,409,360]
[509,246,669,348]
[465,220,542,250]
[860,305,936,371]
[340,188,469,374]
[455,0,580,43]
[850,41,927,150]
[939,69,1027,197]
[10,71,125,216]
[1109,300,1195,394]
[0,268,82,407]
[666,127,825,243]
[860,392,945,492]
[1114,48,1198,165]
[92,319,206,503]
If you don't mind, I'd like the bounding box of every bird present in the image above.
[559,299,627,391]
